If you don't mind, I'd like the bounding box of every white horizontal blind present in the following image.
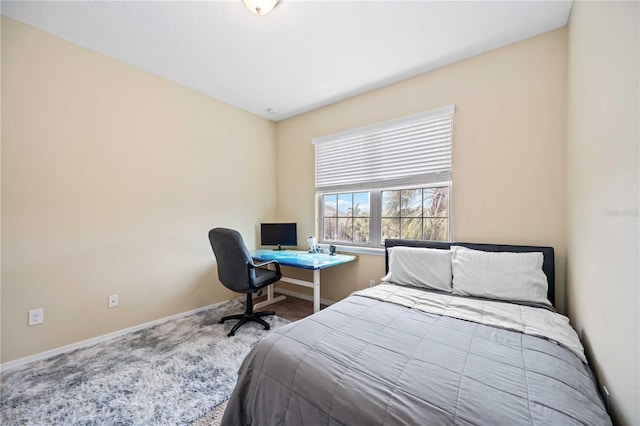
[313,105,454,193]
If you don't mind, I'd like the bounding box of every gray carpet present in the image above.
[1,300,290,425]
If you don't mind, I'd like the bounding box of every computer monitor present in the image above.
[260,223,297,250]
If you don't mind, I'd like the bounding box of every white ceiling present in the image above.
[1,1,573,121]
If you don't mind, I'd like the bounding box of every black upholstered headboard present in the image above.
[384,239,556,307]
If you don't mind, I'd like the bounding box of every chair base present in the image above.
[219,293,275,336]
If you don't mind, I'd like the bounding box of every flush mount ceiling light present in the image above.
[243,0,279,16]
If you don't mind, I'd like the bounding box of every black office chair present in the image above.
[208,228,282,337]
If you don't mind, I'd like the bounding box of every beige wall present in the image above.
[1,16,4,363]
[566,2,639,424]
[1,17,277,363]
[4,12,637,425]
[276,29,568,306]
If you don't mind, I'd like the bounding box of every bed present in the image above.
[221,239,611,425]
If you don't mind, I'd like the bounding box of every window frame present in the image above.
[317,181,452,249]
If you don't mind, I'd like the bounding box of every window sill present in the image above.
[318,244,385,257]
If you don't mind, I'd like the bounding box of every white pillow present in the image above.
[451,246,550,306]
[381,247,452,292]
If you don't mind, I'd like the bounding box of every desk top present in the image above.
[251,249,356,270]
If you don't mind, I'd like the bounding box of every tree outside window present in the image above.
[322,192,370,243]
[381,187,449,244]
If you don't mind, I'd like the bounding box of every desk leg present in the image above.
[267,283,274,301]
[253,265,286,310]
[313,269,320,313]
[253,285,286,310]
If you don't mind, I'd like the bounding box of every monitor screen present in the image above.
[260,223,297,250]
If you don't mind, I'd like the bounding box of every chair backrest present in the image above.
[208,228,254,292]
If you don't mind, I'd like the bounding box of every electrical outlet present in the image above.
[28,308,44,326]
[108,294,119,308]
[369,280,376,287]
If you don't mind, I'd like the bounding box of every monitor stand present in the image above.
[273,244,286,251]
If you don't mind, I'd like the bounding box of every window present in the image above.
[314,105,454,248]
[322,192,371,243]
[381,187,449,243]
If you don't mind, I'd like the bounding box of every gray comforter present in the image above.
[222,291,611,425]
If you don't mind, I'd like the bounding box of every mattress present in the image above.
[221,286,611,425]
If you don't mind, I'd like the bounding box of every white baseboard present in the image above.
[0,298,239,373]
[274,287,336,307]
[1,290,333,373]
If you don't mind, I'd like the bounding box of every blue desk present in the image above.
[251,250,357,313]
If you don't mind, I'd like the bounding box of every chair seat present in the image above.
[253,267,280,289]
